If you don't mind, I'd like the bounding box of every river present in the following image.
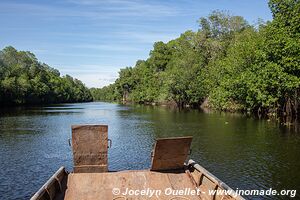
[0,102,299,199]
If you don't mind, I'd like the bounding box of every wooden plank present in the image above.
[151,137,192,171]
[74,165,108,173]
[187,160,245,200]
[72,125,108,173]
[167,172,201,200]
[64,170,201,200]
[145,171,172,193]
[31,167,68,200]
[189,168,202,186]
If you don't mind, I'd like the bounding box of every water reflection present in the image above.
[0,102,299,199]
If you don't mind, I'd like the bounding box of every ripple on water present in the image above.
[0,102,300,199]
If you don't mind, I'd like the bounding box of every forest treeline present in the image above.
[0,46,92,105]
[91,0,300,120]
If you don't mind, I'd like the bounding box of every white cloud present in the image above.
[58,65,120,87]
[65,71,118,88]
[36,51,114,58]
[120,31,179,43]
[0,0,193,88]
[66,0,181,17]
[72,44,140,51]
[0,0,183,19]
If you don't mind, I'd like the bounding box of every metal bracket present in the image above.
[68,138,72,147]
[108,139,112,148]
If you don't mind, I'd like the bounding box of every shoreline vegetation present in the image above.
[91,0,300,123]
[1,1,299,124]
[0,47,92,105]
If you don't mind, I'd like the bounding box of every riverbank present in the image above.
[94,99,300,127]
[90,3,300,123]
[0,102,299,199]
[0,46,93,106]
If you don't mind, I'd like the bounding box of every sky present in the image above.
[0,0,272,88]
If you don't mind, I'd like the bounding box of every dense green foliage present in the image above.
[92,0,300,119]
[0,46,92,105]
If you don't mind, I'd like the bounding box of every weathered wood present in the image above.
[189,167,202,186]
[187,160,245,200]
[151,136,193,171]
[32,129,243,200]
[72,125,108,173]
[32,161,245,200]
[31,167,68,200]
[74,165,108,173]
[64,170,201,200]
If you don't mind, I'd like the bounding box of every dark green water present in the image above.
[0,102,299,199]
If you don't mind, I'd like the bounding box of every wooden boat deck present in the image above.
[65,170,201,200]
[31,127,244,200]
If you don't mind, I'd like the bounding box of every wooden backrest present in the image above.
[72,125,108,173]
[151,136,193,171]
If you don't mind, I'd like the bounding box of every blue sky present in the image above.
[0,0,272,88]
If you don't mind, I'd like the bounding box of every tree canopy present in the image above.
[90,0,300,120]
[0,46,92,105]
